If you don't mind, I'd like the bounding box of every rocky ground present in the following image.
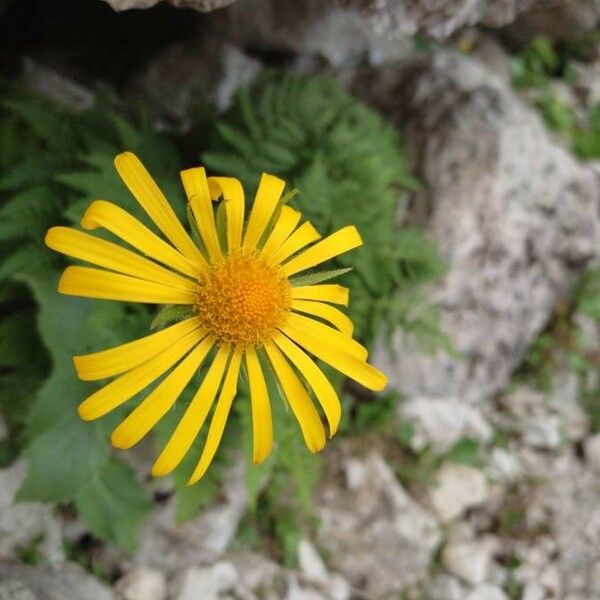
[3,0,600,599]
[4,359,600,599]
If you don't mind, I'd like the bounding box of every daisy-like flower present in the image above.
[45,152,387,484]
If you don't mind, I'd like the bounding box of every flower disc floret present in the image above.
[195,250,291,346]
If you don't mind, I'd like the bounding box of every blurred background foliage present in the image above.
[0,72,447,556]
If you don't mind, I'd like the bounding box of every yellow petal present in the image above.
[291,284,349,306]
[260,205,301,259]
[245,346,273,464]
[208,177,245,251]
[268,221,321,266]
[285,312,367,361]
[46,227,196,292]
[78,329,203,420]
[281,320,387,392]
[151,343,231,476]
[292,299,353,336]
[111,336,215,449]
[73,317,202,381]
[81,200,202,278]
[264,343,325,453]
[59,266,197,304]
[180,167,222,261]
[273,332,341,436]
[114,152,204,265]
[280,225,362,277]
[188,347,242,485]
[243,173,285,249]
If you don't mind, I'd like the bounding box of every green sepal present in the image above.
[289,267,353,287]
[186,203,202,245]
[215,200,228,252]
[279,187,299,205]
[151,305,195,331]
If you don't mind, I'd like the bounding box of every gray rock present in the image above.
[497,387,558,448]
[0,561,114,600]
[339,0,566,39]
[0,460,64,566]
[400,396,492,452]
[585,433,600,473]
[425,574,467,600]
[102,0,236,12]
[367,52,600,404]
[316,451,440,597]
[521,582,547,600]
[213,0,409,68]
[171,562,237,600]
[19,59,94,111]
[226,552,283,596]
[127,39,261,132]
[502,0,600,44]
[549,371,589,443]
[428,463,489,523]
[296,540,350,600]
[0,578,38,600]
[493,380,588,451]
[488,448,523,484]
[135,458,247,572]
[471,34,512,82]
[285,577,328,600]
[574,60,600,107]
[529,452,600,597]
[297,540,328,582]
[114,567,167,600]
[441,537,497,585]
[465,584,509,600]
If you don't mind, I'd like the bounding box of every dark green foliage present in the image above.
[511,36,564,89]
[203,73,442,344]
[510,34,599,90]
[573,105,600,159]
[0,85,178,548]
[75,458,152,552]
[0,75,446,557]
[510,36,600,161]
[576,267,600,320]
[445,437,483,467]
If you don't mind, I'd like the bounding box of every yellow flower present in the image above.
[45,152,387,484]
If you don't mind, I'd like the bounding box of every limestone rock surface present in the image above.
[315,451,441,597]
[366,52,600,403]
[340,0,583,38]
[102,0,236,12]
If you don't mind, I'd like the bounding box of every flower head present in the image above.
[45,152,387,484]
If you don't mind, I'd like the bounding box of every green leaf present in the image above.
[577,267,600,319]
[111,113,142,149]
[445,437,483,467]
[16,398,109,503]
[13,270,110,501]
[396,419,415,447]
[0,309,38,367]
[75,458,152,551]
[289,267,353,287]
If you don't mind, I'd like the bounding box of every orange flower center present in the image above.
[195,249,291,346]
